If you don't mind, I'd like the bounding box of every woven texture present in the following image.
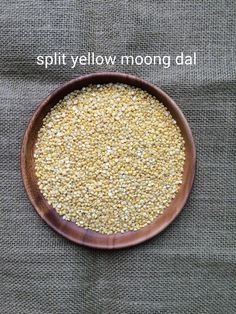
[1,1,236,313]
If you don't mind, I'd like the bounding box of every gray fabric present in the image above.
[0,0,236,313]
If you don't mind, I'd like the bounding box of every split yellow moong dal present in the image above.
[35,83,185,234]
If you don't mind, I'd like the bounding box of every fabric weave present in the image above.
[0,1,235,313]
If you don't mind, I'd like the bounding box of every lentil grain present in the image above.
[35,83,185,234]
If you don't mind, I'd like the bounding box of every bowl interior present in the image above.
[21,72,196,249]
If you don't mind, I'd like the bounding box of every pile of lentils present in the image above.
[35,83,185,234]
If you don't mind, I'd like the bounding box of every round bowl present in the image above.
[21,72,196,249]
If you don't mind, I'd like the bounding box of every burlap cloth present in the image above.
[0,1,235,313]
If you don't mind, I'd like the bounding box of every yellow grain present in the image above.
[35,83,185,234]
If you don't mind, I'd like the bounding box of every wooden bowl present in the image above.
[21,72,196,249]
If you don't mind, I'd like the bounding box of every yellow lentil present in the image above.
[35,83,185,234]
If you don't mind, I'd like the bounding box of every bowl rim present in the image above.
[20,71,196,249]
